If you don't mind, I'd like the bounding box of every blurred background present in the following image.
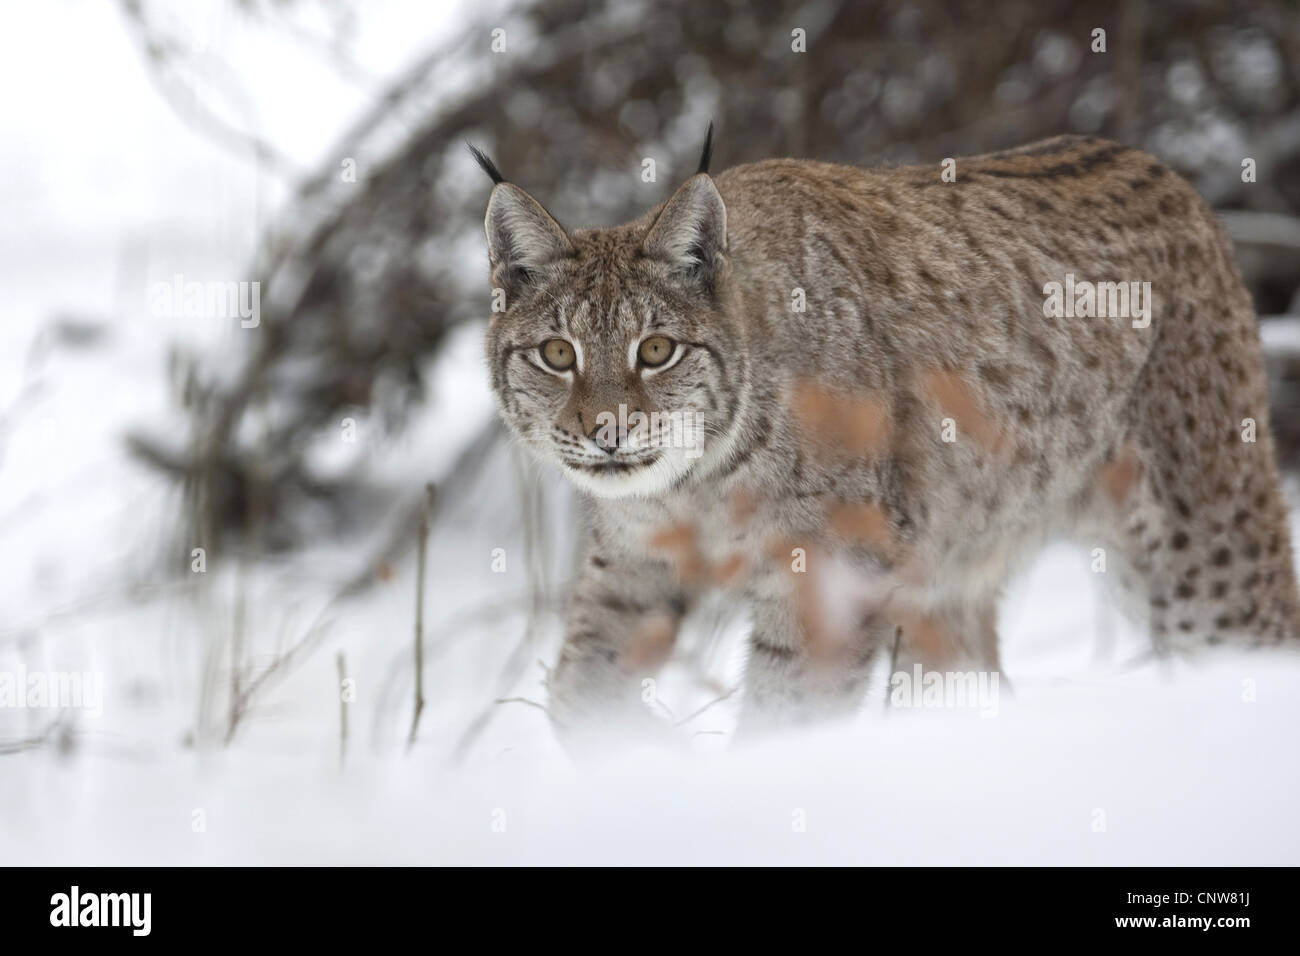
[2,0,1299,864]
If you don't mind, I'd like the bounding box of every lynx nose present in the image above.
[587,422,621,455]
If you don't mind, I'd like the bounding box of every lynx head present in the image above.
[475,128,745,499]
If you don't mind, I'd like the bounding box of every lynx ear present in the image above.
[484,183,574,292]
[642,174,727,286]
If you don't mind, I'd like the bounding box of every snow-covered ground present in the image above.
[2,0,1299,866]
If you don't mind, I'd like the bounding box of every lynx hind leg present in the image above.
[1087,331,1300,649]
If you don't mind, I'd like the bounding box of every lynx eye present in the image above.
[638,335,675,368]
[540,338,576,371]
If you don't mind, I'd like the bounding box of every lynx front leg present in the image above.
[548,548,687,753]
[889,599,1002,676]
[734,593,884,737]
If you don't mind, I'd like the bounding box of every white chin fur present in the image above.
[562,448,696,499]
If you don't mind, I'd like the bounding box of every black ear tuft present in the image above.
[696,121,714,176]
[467,143,506,184]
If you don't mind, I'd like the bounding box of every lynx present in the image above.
[474,130,1300,747]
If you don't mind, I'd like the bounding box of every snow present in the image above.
[2,0,1299,866]
[1260,316,1300,355]
[8,641,1300,865]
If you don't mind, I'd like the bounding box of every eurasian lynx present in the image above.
[475,130,1299,746]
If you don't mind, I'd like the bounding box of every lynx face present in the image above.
[482,173,743,498]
